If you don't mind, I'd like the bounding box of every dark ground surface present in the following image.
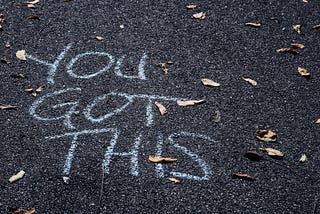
[1,0,320,213]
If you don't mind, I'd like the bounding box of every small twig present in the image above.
[99,167,105,205]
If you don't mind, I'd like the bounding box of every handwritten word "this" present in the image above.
[26,43,148,84]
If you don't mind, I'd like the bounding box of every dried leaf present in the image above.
[297,67,310,77]
[63,176,70,184]
[314,118,320,124]
[303,0,308,3]
[32,92,37,97]
[23,0,40,8]
[243,151,263,161]
[16,50,27,61]
[276,48,299,55]
[312,24,320,29]
[256,129,277,142]
[26,14,40,19]
[291,43,305,49]
[0,14,5,23]
[9,170,25,183]
[299,154,307,163]
[149,155,177,163]
[168,177,181,183]
[154,101,167,115]
[232,173,253,180]
[260,147,284,157]
[186,4,197,9]
[177,99,206,106]
[0,104,17,110]
[201,78,220,87]
[293,24,301,34]
[35,86,44,93]
[8,208,35,214]
[245,22,261,27]
[5,41,10,48]
[242,76,257,86]
[95,36,104,41]
[192,12,206,20]
[1,58,12,64]
[158,62,169,74]
[211,111,221,123]
[24,88,33,93]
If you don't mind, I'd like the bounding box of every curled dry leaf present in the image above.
[241,76,257,86]
[24,88,33,93]
[314,118,320,124]
[0,104,17,110]
[276,48,299,55]
[245,22,261,27]
[168,177,181,183]
[9,170,25,183]
[243,151,263,161]
[232,173,253,180]
[154,101,167,115]
[149,155,177,163]
[256,129,277,142]
[303,0,308,3]
[26,14,40,20]
[299,154,307,163]
[16,50,27,61]
[291,43,305,49]
[192,12,206,20]
[8,208,35,214]
[186,4,197,9]
[177,99,206,106]
[201,78,220,87]
[211,111,221,123]
[35,86,44,93]
[5,41,10,48]
[96,36,104,41]
[260,147,284,157]
[297,67,310,77]
[293,24,301,34]
[312,24,320,29]
[23,0,40,8]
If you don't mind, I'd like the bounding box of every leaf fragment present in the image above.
[24,88,34,93]
[186,4,197,9]
[303,0,308,3]
[154,101,167,115]
[0,104,17,110]
[299,154,307,163]
[243,151,263,161]
[201,78,220,87]
[314,118,320,124]
[276,47,299,55]
[241,76,257,86]
[260,147,284,157]
[232,173,253,180]
[290,43,305,49]
[297,67,310,77]
[16,50,26,61]
[7,208,35,214]
[5,41,10,48]
[1,58,12,64]
[312,24,320,29]
[26,14,40,20]
[9,170,25,183]
[35,86,44,93]
[192,12,206,20]
[245,22,261,27]
[177,99,206,106]
[148,155,177,163]
[95,36,104,41]
[211,110,221,123]
[168,177,181,183]
[256,129,277,142]
[23,0,40,8]
[293,24,301,34]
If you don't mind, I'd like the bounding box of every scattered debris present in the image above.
[245,22,261,28]
[62,176,70,184]
[312,24,320,29]
[158,61,173,74]
[0,14,5,23]
[5,41,11,48]
[243,151,263,161]
[16,50,27,61]
[260,147,284,158]
[23,0,40,8]
[26,14,40,20]
[292,24,301,34]
[168,177,181,183]
[201,78,220,87]
[9,170,25,183]
[1,58,12,64]
[314,118,320,124]
[24,86,44,97]
[232,173,253,180]
[299,154,307,163]
[10,74,26,78]
[177,99,206,106]
[290,43,305,49]
[192,12,206,20]
[186,4,197,9]
[211,111,221,123]
[303,0,308,3]
[148,155,177,163]
[276,47,299,55]
[95,36,104,41]
[7,208,35,214]
[297,67,310,77]
[0,104,17,110]
[256,129,277,142]
[154,101,167,115]
[120,24,124,29]
[241,75,257,86]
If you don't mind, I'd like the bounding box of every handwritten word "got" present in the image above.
[26,43,148,84]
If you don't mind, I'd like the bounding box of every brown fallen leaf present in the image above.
[158,61,173,74]
[149,155,177,163]
[5,41,11,48]
[35,86,44,93]
[186,4,197,9]
[243,151,263,161]
[24,88,34,93]
[26,14,40,19]
[211,111,221,123]
[242,76,257,86]
[154,101,167,115]
[1,58,12,64]
[95,36,104,41]
[7,208,35,214]
[9,170,25,183]
[276,47,299,55]
[260,147,284,157]
[312,24,320,29]
[192,12,206,20]
[256,129,277,142]
[0,104,17,110]
[232,173,253,180]
[168,177,181,183]
[314,118,320,124]
[291,43,305,49]
[293,24,301,34]
[297,67,310,77]
[23,0,40,8]
[201,78,220,87]
[16,50,27,61]
[245,22,261,28]
[177,99,206,106]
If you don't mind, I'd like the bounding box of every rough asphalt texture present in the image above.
[1,0,320,213]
